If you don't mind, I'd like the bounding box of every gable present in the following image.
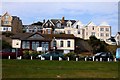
[29,33,44,39]
[42,20,55,28]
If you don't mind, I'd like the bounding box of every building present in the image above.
[114,32,120,45]
[42,17,111,44]
[12,32,75,54]
[23,21,43,33]
[84,22,111,42]
[24,25,43,33]
[0,12,23,33]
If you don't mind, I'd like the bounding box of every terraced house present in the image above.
[42,17,111,44]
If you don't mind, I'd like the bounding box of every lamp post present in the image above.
[53,37,56,51]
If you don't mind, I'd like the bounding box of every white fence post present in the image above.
[67,57,69,61]
[85,57,87,61]
[59,57,62,61]
[31,56,33,60]
[93,56,95,61]
[8,56,10,59]
[96,58,98,61]
[114,58,116,62]
[76,57,78,61]
[50,56,52,61]
[100,58,102,61]
[107,58,110,62]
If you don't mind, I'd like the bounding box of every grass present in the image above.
[2,59,119,79]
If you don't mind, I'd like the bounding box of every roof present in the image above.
[51,19,76,26]
[12,33,75,41]
[26,25,43,29]
[99,22,110,26]
[31,21,43,26]
[118,32,120,35]
[43,34,75,39]
[87,22,96,26]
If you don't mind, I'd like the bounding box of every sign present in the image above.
[37,47,43,51]
[12,39,21,48]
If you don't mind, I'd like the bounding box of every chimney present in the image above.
[62,16,65,23]
[43,19,45,23]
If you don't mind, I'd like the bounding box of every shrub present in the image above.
[64,52,76,60]
[2,32,14,37]
[23,50,30,59]
[22,50,44,59]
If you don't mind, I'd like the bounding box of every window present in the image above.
[106,28,109,31]
[57,23,61,28]
[4,21,9,24]
[22,41,30,49]
[91,32,95,36]
[47,29,51,34]
[67,41,70,47]
[106,33,109,37]
[41,42,49,51]
[78,31,80,34]
[32,41,39,50]
[4,15,9,19]
[46,23,48,26]
[53,40,56,47]
[3,27,6,30]
[100,28,104,31]
[60,41,63,47]
[92,27,94,30]
[100,33,104,37]
[68,30,71,34]
[76,25,79,29]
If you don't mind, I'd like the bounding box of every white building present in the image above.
[42,17,111,44]
[114,32,120,45]
[84,22,111,43]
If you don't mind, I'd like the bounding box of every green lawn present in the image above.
[2,59,119,79]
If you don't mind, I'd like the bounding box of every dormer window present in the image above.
[46,23,48,26]
[57,23,61,28]
[67,21,72,27]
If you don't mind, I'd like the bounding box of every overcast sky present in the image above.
[1,1,119,36]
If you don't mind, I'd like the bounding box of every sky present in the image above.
[1,1,119,36]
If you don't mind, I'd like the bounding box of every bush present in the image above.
[64,52,77,60]
[2,32,14,37]
[23,50,30,59]
[22,50,44,59]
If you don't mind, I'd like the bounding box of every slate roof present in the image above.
[12,33,75,41]
[118,32,120,35]
[51,19,76,26]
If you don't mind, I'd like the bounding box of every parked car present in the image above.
[116,48,120,61]
[36,51,65,60]
[87,52,114,61]
[1,48,22,59]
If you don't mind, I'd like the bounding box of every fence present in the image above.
[7,55,118,62]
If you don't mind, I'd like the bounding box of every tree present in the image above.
[88,36,108,54]
[1,40,12,49]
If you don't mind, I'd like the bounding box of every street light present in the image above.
[53,37,56,51]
